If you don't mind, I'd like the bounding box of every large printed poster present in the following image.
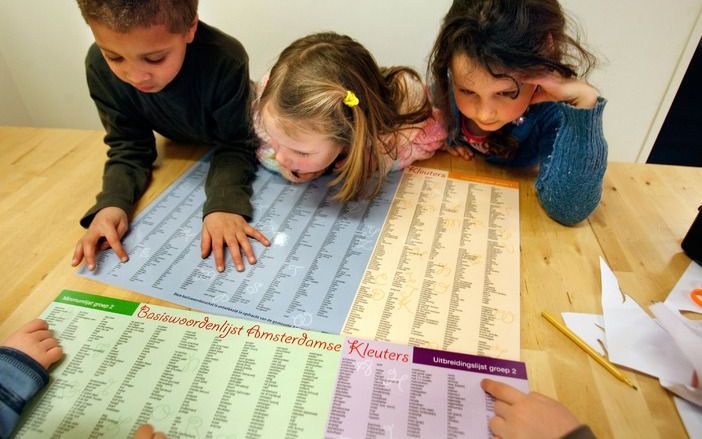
[15,291,528,438]
[79,158,521,359]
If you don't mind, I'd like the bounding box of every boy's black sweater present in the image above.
[81,22,257,227]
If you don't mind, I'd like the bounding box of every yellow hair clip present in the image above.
[343,90,359,108]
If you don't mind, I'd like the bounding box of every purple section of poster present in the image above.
[412,346,527,379]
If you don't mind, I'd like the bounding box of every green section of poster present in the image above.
[55,290,140,316]
[15,291,342,438]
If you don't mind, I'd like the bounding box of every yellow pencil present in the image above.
[542,311,638,390]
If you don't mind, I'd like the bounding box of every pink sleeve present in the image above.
[381,74,448,171]
[390,108,448,171]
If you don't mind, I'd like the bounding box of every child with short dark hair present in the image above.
[430,0,608,225]
[72,0,269,274]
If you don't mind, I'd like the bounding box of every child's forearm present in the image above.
[204,143,257,220]
[535,98,608,225]
[0,348,50,439]
[80,142,156,228]
[390,111,449,171]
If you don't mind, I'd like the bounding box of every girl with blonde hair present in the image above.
[253,32,447,201]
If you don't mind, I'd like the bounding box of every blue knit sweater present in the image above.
[0,347,49,439]
[448,96,608,225]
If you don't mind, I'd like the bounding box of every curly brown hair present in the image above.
[429,0,596,159]
[76,0,198,33]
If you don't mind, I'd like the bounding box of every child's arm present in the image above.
[386,73,449,170]
[73,46,158,270]
[390,108,449,171]
[80,46,158,228]
[0,319,63,439]
[530,97,607,225]
[201,59,269,272]
[515,75,607,225]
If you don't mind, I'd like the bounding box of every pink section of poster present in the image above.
[325,338,528,438]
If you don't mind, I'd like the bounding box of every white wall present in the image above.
[562,0,702,161]
[0,2,99,129]
[0,50,31,126]
[1,0,700,162]
[199,1,451,82]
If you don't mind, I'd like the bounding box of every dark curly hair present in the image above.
[76,0,198,33]
[429,0,596,159]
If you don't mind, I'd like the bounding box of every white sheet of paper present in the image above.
[561,312,606,355]
[650,302,702,378]
[566,260,702,427]
[661,380,702,408]
[665,261,702,313]
[650,302,702,407]
[674,397,702,438]
[562,310,702,411]
[599,257,692,382]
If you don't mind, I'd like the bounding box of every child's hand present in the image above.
[481,379,582,439]
[441,144,475,161]
[201,212,270,272]
[132,424,166,439]
[72,206,129,271]
[525,74,599,109]
[2,319,63,370]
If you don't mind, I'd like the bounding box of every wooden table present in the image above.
[1,126,700,438]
